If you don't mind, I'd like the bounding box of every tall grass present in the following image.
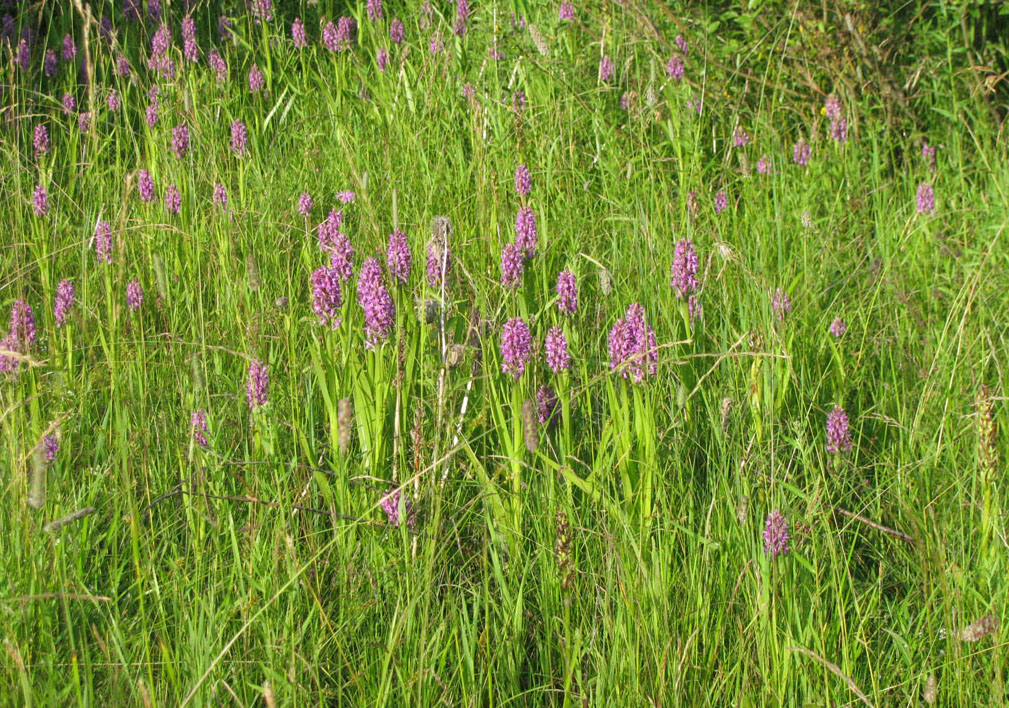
[1,1,1007,705]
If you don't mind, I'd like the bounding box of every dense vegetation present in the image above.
[1,1,1006,705]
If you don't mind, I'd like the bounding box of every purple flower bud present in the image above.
[291,17,307,47]
[377,47,389,71]
[763,509,789,559]
[514,164,531,198]
[182,16,198,62]
[317,209,343,250]
[556,270,578,315]
[536,385,559,425]
[336,16,355,50]
[78,112,92,133]
[514,206,538,257]
[43,434,59,462]
[323,21,339,51]
[138,169,155,203]
[733,127,750,147]
[107,90,121,112]
[9,300,36,350]
[311,265,343,328]
[148,0,162,23]
[126,278,143,312]
[771,288,791,321]
[829,317,846,338]
[44,49,58,77]
[357,258,395,348]
[33,184,49,216]
[545,326,571,373]
[191,409,208,447]
[298,192,313,217]
[231,119,248,156]
[826,404,852,454]
[500,242,524,290]
[218,15,233,40]
[367,0,383,22]
[454,0,471,36]
[33,123,49,157]
[670,238,699,298]
[248,64,264,92]
[713,190,728,214]
[916,182,934,215]
[792,138,811,167]
[171,123,190,158]
[116,55,131,76]
[329,234,355,282]
[165,183,181,214]
[559,3,575,21]
[666,55,684,80]
[922,141,936,171]
[426,244,450,288]
[62,93,76,114]
[386,229,411,284]
[94,220,114,264]
[337,190,355,204]
[146,103,159,127]
[756,155,771,174]
[608,303,658,383]
[15,39,29,72]
[250,0,273,23]
[599,55,614,82]
[213,183,227,209]
[500,317,532,380]
[824,94,842,121]
[208,51,227,82]
[675,34,689,54]
[381,489,416,527]
[390,18,405,44]
[53,279,75,328]
[62,33,77,62]
[246,358,269,409]
[151,23,171,57]
[830,117,847,144]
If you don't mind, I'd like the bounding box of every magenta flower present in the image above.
[377,47,389,71]
[454,0,471,36]
[191,409,209,447]
[514,164,531,198]
[381,489,416,527]
[386,230,411,284]
[337,190,356,204]
[291,17,308,47]
[138,169,155,203]
[213,183,227,209]
[44,49,58,76]
[792,138,811,167]
[670,238,699,298]
[826,404,852,454]
[556,270,578,315]
[181,16,198,61]
[514,206,538,257]
[249,64,264,92]
[246,358,269,409]
[15,39,29,72]
[559,2,575,21]
[426,244,450,288]
[208,51,227,82]
[33,184,49,216]
[43,435,59,462]
[608,303,658,383]
[311,265,343,328]
[116,55,131,76]
[756,155,771,174]
[9,300,36,350]
[148,0,162,23]
[829,317,846,338]
[545,326,571,373]
[78,112,92,133]
[675,34,689,54]
[824,94,842,121]
[62,93,76,114]
[53,279,75,328]
[733,127,750,147]
[763,510,789,559]
[536,385,559,425]
[94,220,113,264]
[500,242,524,290]
[922,141,936,171]
[357,258,395,348]
[126,279,143,312]
[500,317,532,380]
[251,0,273,23]
[33,124,49,158]
[171,123,190,159]
[107,90,121,112]
[336,16,355,50]
[713,190,728,214]
[62,33,76,61]
[165,183,181,214]
[666,55,684,81]
[830,118,847,144]
[231,119,248,156]
[916,182,935,215]
[323,21,339,51]
[367,0,383,22]
[771,288,791,321]
[146,103,159,127]
[599,55,614,82]
[390,18,405,44]
[298,192,313,217]
[328,233,355,282]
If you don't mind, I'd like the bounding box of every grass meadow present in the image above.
[1,0,1007,705]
